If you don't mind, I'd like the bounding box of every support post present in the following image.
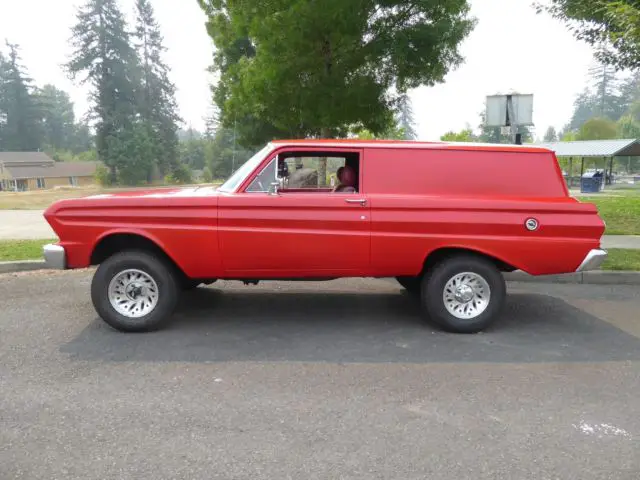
[609,156,614,185]
[568,157,573,188]
[506,95,521,145]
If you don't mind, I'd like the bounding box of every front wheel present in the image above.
[91,250,180,332]
[421,255,506,333]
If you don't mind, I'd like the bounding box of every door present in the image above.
[218,149,370,277]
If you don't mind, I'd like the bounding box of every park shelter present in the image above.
[536,139,640,188]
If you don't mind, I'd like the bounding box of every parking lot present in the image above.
[1,271,639,479]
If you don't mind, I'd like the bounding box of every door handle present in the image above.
[345,198,367,206]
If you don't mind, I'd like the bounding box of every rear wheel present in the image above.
[421,255,505,333]
[91,250,180,332]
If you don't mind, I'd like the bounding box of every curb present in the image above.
[504,270,640,285]
[0,260,47,274]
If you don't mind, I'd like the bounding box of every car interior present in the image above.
[274,151,361,194]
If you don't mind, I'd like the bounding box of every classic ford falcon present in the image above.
[43,140,607,333]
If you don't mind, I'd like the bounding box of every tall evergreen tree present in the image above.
[396,93,417,140]
[588,60,624,120]
[36,84,77,152]
[67,0,140,183]
[543,126,558,142]
[133,0,181,180]
[0,42,42,151]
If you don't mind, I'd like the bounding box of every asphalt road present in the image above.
[1,271,640,479]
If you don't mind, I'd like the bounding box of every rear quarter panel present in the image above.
[364,147,605,276]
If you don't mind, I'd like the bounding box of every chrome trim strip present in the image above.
[576,248,607,272]
[43,244,66,270]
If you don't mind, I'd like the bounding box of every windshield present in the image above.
[218,143,275,193]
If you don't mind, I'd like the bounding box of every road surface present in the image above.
[1,272,639,479]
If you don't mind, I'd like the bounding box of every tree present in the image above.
[588,60,625,120]
[67,0,140,184]
[577,117,618,140]
[617,114,640,138]
[133,0,182,179]
[477,110,532,144]
[179,131,206,170]
[396,93,417,140]
[198,0,475,146]
[543,126,558,142]
[567,88,599,131]
[202,165,213,183]
[36,84,77,152]
[0,42,42,151]
[440,128,476,142]
[538,1,640,70]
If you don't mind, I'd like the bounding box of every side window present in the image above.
[246,158,276,192]
[277,152,360,193]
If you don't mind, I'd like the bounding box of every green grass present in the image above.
[579,195,640,235]
[0,239,57,262]
[601,248,640,271]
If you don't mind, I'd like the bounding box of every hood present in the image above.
[43,185,221,219]
[82,185,220,200]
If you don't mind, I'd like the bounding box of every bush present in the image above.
[202,166,213,183]
[94,164,112,186]
[165,163,193,185]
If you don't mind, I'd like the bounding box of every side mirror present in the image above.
[268,181,280,196]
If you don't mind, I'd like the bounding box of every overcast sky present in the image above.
[0,0,597,141]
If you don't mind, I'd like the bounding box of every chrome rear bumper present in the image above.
[576,248,607,272]
[43,244,66,270]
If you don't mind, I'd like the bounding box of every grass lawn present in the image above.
[578,195,640,235]
[0,239,57,262]
[601,248,640,271]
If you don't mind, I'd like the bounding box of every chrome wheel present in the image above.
[108,269,159,318]
[442,272,491,320]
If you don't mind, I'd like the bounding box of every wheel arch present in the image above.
[90,230,186,277]
[422,246,519,275]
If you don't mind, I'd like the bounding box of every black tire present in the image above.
[91,250,180,332]
[421,255,506,334]
[396,276,422,294]
[182,279,202,290]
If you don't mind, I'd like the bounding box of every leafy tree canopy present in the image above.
[440,128,476,142]
[577,116,618,140]
[538,0,640,70]
[198,0,475,145]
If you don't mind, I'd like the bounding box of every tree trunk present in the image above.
[318,127,331,186]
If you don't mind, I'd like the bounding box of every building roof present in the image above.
[535,139,640,158]
[0,152,55,166]
[6,161,100,179]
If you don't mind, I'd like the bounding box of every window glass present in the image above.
[280,156,348,189]
[276,154,360,193]
[246,158,276,192]
[218,143,275,193]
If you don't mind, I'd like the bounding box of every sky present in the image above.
[0,0,598,141]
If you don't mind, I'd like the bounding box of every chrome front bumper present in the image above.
[576,248,608,272]
[43,244,66,270]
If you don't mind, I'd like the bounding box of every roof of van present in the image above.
[270,139,551,153]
